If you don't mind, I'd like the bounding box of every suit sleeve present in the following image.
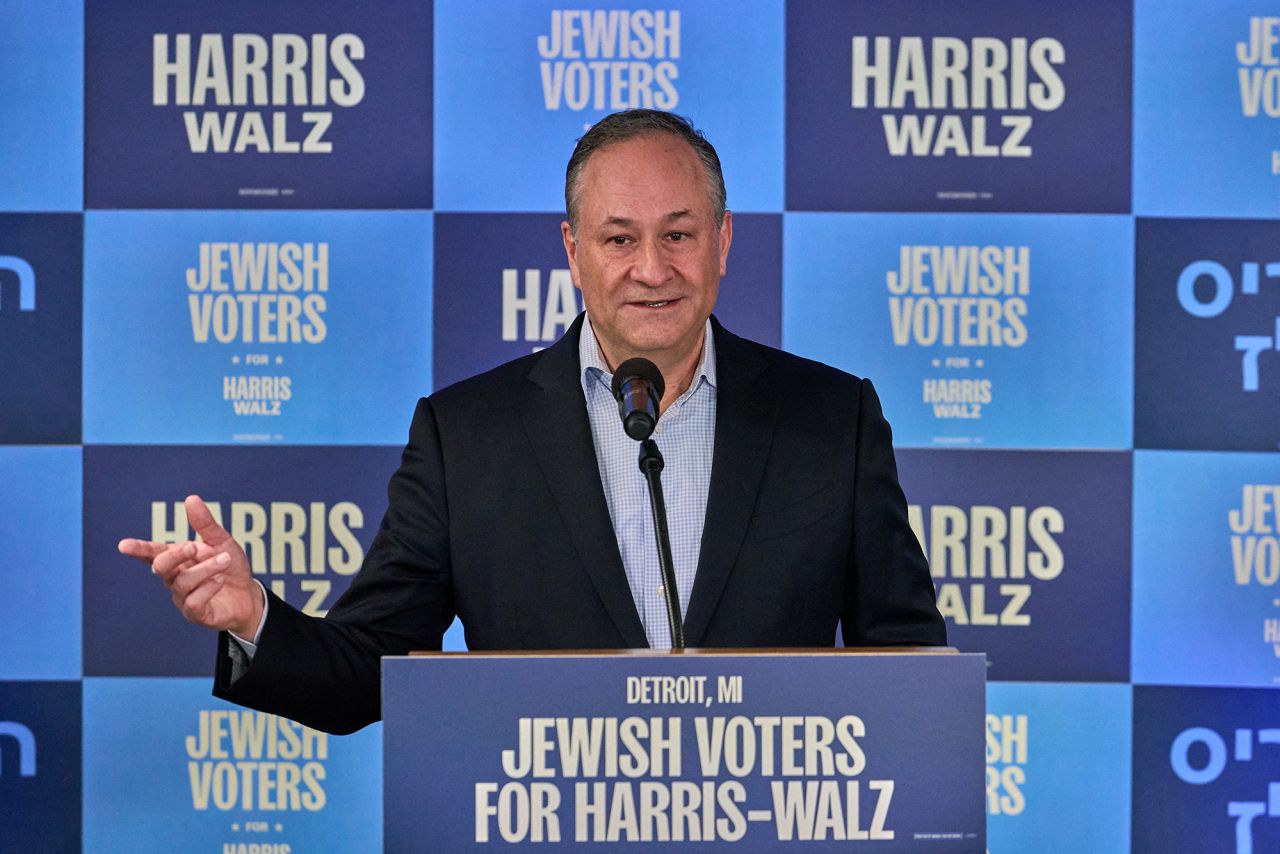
[841,379,947,646]
[213,397,456,734]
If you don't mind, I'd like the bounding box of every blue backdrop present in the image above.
[0,1,1275,851]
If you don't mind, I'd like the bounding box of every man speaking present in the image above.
[120,110,945,734]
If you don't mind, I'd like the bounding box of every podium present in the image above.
[383,649,985,852]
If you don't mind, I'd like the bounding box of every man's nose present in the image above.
[631,237,671,286]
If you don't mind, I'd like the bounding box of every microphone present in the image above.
[610,358,666,441]
[609,357,684,649]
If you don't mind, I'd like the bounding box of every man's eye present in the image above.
[667,232,688,242]
[609,235,630,245]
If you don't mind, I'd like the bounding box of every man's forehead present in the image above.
[580,132,702,180]
[576,137,710,219]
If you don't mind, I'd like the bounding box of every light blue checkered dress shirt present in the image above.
[579,317,717,650]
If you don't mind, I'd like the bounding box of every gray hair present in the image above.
[564,109,727,235]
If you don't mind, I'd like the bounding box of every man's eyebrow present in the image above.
[599,210,695,227]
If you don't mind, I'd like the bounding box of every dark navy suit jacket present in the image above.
[216,315,945,733]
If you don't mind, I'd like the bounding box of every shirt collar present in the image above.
[579,315,718,401]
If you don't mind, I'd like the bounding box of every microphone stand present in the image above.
[638,438,684,649]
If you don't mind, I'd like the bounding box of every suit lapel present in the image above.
[520,315,650,648]
[683,319,779,646]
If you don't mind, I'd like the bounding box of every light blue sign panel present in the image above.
[0,448,81,679]
[783,213,1133,449]
[1133,451,1280,687]
[435,0,783,212]
[0,0,83,210]
[1135,0,1280,217]
[985,683,1132,854]
[83,678,382,853]
[84,211,432,444]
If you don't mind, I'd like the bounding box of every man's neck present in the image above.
[589,323,708,416]
[649,339,703,416]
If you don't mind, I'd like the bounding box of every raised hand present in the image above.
[119,494,264,638]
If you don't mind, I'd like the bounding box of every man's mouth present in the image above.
[631,297,680,308]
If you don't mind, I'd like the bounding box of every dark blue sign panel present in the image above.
[83,445,401,676]
[0,0,83,211]
[1133,451,1280,687]
[783,213,1132,449]
[83,678,380,853]
[384,653,986,851]
[435,0,784,212]
[0,681,81,854]
[0,214,82,443]
[895,450,1132,682]
[786,0,1132,212]
[985,683,1131,854]
[0,448,81,680]
[1135,1,1280,218]
[83,211,432,445]
[85,0,432,209]
[1136,218,1280,451]
[1133,686,1280,854]
[433,213,780,391]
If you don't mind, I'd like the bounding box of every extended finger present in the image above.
[169,551,233,600]
[117,539,169,564]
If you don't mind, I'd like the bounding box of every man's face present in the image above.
[562,132,732,369]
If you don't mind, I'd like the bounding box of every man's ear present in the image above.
[561,220,581,288]
[718,210,733,277]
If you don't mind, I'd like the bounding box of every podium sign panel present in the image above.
[384,651,984,852]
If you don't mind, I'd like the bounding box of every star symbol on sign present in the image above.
[275,355,284,364]
[232,356,240,364]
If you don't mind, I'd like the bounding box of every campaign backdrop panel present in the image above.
[0,448,81,681]
[896,450,1132,682]
[434,0,784,212]
[83,679,381,854]
[1133,686,1280,854]
[0,213,82,444]
[1135,218,1280,451]
[0,681,81,853]
[1134,1,1280,217]
[83,211,432,445]
[0,0,83,211]
[783,213,1133,449]
[83,445,402,677]
[433,212,780,391]
[84,0,432,209]
[786,0,1132,212]
[1132,451,1280,688]
[985,683,1131,854]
